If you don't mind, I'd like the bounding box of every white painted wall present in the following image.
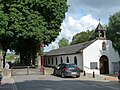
[45,53,83,70]
[83,39,120,75]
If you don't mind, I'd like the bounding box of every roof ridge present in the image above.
[46,39,96,56]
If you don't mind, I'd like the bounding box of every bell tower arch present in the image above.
[95,20,106,39]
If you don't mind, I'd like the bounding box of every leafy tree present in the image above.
[71,30,96,45]
[0,2,15,67]
[5,53,16,61]
[0,0,68,66]
[106,11,120,55]
[58,38,69,48]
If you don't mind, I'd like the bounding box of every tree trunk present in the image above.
[3,50,7,68]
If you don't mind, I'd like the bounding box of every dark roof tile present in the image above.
[46,40,96,56]
[95,23,105,32]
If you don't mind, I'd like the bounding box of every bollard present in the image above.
[27,66,30,75]
[83,71,86,76]
[93,71,95,78]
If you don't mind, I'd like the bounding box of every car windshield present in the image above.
[66,64,78,68]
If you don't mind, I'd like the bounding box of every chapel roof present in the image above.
[46,39,96,56]
[95,23,105,32]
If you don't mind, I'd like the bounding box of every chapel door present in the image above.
[100,55,109,74]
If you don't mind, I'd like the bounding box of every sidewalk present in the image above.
[0,77,17,90]
[80,72,119,82]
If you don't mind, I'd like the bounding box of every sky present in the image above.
[44,0,120,52]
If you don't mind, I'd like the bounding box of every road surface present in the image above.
[12,75,120,90]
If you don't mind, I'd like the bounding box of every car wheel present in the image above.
[61,72,65,78]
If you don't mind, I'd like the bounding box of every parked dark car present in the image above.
[53,63,80,78]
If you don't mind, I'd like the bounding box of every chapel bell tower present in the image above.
[95,21,106,39]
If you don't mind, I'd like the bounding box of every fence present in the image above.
[11,66,43,76]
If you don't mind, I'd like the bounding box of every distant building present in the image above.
[44,23,120,75]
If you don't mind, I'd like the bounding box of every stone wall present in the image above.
[1,69,11,78]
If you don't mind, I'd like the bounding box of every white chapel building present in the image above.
[45,23,120,75]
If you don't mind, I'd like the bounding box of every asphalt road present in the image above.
[12,75,120,90]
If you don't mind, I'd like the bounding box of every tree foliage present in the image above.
[0,0,68,66]
[71,30,96,45]
[106,11,120,55]
[58,38,69,48]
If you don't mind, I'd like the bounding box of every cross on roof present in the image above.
[98,18,101,23]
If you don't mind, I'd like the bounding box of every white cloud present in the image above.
[44,14,98,52]
[59,14,98,41]
[45,0,120,52]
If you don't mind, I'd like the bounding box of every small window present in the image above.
[74,56,77,65]
[66,57,69,63]
[90,62,98,69]
[102,42,106,50]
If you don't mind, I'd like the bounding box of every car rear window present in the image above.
[66,64,78,68]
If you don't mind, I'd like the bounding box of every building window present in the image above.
[102,41,106,50]
[66,57,69,63]
[44,58,46,65]
[74,56,77,65]
[90,62,98,69]
[52,58,53,64]
[48,58,50,64]
[56,58,58,65]
[61,57,63,63]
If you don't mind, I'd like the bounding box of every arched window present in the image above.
[61,57,63,63]
[102,41,106,50]
[74,56,77,65]
[48,58,50,64]
[52,58,53,64]
[66,57,69,63]
[56,57,58,65]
